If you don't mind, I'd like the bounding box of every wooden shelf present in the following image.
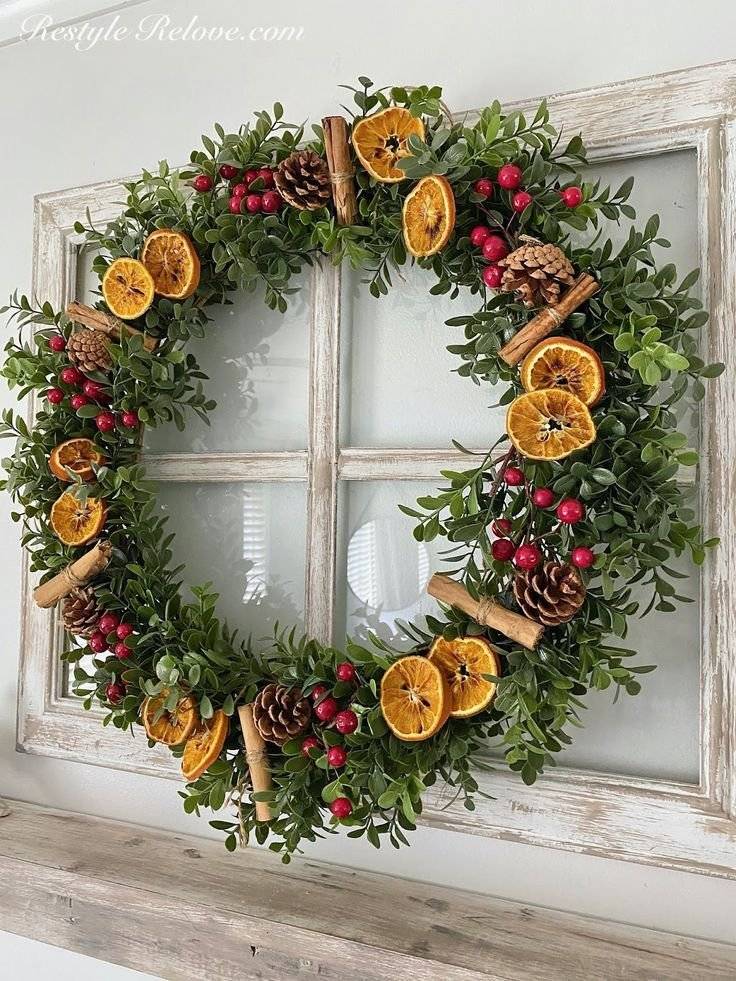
[0,799,734,980]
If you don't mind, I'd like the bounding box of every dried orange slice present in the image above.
[352,106,425,183]
[49,438,106,483]
[507,388,596,462]
[102,257,155,320]
[181,710,229,782]
[520,337,605,407]
[50,490,106,546]
[142,692,200,746]
[379,655,450,742]
[140,228,201,300]
[428,636,500,719]
[402,175,456,258]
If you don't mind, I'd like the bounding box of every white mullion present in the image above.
[304,260,341,644]
[144,451,307,482]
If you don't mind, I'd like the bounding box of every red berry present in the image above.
[219,163,239,180]
[229,195,243,215]
[301,736,321,757]
[336,662,356,683]
[556,498,586,524]
[492,538,516,562]
[491,517,513,537]
[327,745,348,768]
[514,543,542,571]
[532,487,555,508]
[330,797,353,820]
[193,174,213,193]
[48,334,66,352]
[244,169,259,186]
[335,709,358,735]
[481,235,509,262]
[98,612,120,635]
[231,183,248,198]
[260,191,283,214]
[120,411,139,429]
[257,168,275,188]
[503,466,525,486]
[560,186,583,208]
[116,622,134,640]
[482,264,503,289]
[114,641,132,660]
[311,684,329,702]
[314,696,338,723]
[469,225,490,248]
[95,410,116,433]
[82,379,106,400]
[106,681,126,704]
[245,194,262,213]
[512,191,533,213]
[497,164,523,190]
[88,631,108,654]
[473,177,494,198]
[571,545,595,569]
[70,394,89,410]
[46,387,64,404]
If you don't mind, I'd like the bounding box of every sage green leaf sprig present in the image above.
[0,79,723,859]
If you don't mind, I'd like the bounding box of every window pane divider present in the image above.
[143,451,308,481]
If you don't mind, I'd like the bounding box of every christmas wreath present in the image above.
[1,80,722,860]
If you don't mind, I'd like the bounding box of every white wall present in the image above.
[2,1,736,976]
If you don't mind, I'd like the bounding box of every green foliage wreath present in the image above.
[0,79,722,861]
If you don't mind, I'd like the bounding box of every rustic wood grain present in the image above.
[15,60,736,880]
[1,801,735,981]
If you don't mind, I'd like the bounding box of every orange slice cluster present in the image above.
[506,388,596,461]
[402,175,456,258]
[49,438,106,483]
[379,655,450,742]
[428,636,500,718]
[352,107,425,182]
[520,337,605,407]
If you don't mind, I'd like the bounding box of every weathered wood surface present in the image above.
[1,801,735,981]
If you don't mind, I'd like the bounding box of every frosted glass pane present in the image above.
[581,149,701,444]
[74,249,310,453]
[336,480,699,783]
[156,482,306,644]
[340,267,505,448]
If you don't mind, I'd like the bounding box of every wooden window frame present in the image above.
[16,61,736,878]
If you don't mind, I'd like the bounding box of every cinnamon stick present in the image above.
[427,573,543,650]
[322,115,358,226]
[66,301,158,353]
[33,540,112,609]
[498,273,600,367]
[238,703,273,822]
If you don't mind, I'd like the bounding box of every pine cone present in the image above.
[498,242,575,308]
[61,586,103,639]
[67,329,113,373]
[513,561,586,626]
[253,683,311,746]
[274,150,331,211]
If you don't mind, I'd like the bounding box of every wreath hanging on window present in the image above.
[1,80,722,860]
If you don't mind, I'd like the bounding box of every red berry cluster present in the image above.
[491,466,594,572]
[469,225,509,290]
[91,611,138,705]
[193,164,283,216]
[45,337,140,432]
[300,661,359,821]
